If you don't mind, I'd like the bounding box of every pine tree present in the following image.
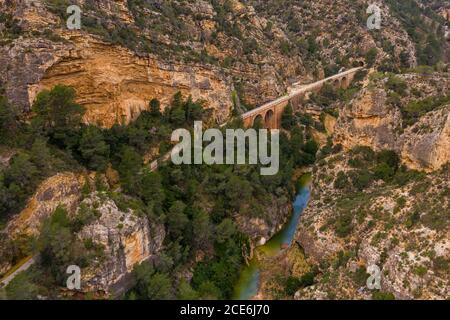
[30,137,53,173]
[79,126,110,172]
[149,98,161,117]
[281,103,295,129]
[117,146,142,193]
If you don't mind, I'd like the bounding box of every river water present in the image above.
[232,174,311,300]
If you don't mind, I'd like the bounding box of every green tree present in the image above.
[399,50,410,69]
[192,210,212,250]
[145,273,173,300]
[298,272,315,287]
[386,76,407,96]
[285,272,315,295]
[335,212,353,237]
[350,170,373,190]
[373,163,395,181]
[139,170,165,208]
[281,103,295,129]
[37,206,87,284]
[79,126,110,171]
[177,279,199,300]
[126,126,148,153]
[184,96,203,123]
[307,36,319,55]
[303,139,318,156]
[215,219,236,244]
[197,281,221,300]
[4,270,39,300]
[376,150,399,170]
[225,176,252,210]
[117,146,142,193]
[365,48,378,67]
[0,96,18,144]
[131,262,173,300]
[149,98,161,117]
[32,85,85,134]
[4,152,38,194]
[166,201,189,240]
[30,137,53,173]
[169,106,186,126]
[0,174,11,217]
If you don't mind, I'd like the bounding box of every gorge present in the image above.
[0,0,448,301]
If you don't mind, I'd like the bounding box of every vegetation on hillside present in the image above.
[1,84,316,299]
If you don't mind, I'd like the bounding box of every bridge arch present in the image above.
[341,76,348,88]
[253,114,263,128]
[333,79,340,89]
[264,109,275,128]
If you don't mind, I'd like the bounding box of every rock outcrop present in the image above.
[77,195,165,294]
[25,34,234,127]
[334,88,401,150]
[334,73,449,172]
[5,172,83,237]
[400,108,450,172]
[234,193,291,245]
[2,174,165,295]
[0,32,234,127]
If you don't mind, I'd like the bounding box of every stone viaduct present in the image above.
[149,67,363,171]
[241,67,363,129]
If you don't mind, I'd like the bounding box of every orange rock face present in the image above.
[6,172,83,237]
[28,34,234,128]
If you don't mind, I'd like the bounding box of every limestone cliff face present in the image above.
[0,36,70,113]
[25,34,234,127]
[400,108,450,172]
[0,172,82,276]
[5,172,83,237]
[333,74,449,172]
[77,195,165,294]
[0,31,234,128]
[334,88,401,150]
[2,0,430,129]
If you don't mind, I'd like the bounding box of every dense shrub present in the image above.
[334,171,349,189]
[335,212,353,237]
[372,291,395,300]
[285,272,315,295]
[402,92,450,126]
[385,75,407,96]
[365,48,378,67]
